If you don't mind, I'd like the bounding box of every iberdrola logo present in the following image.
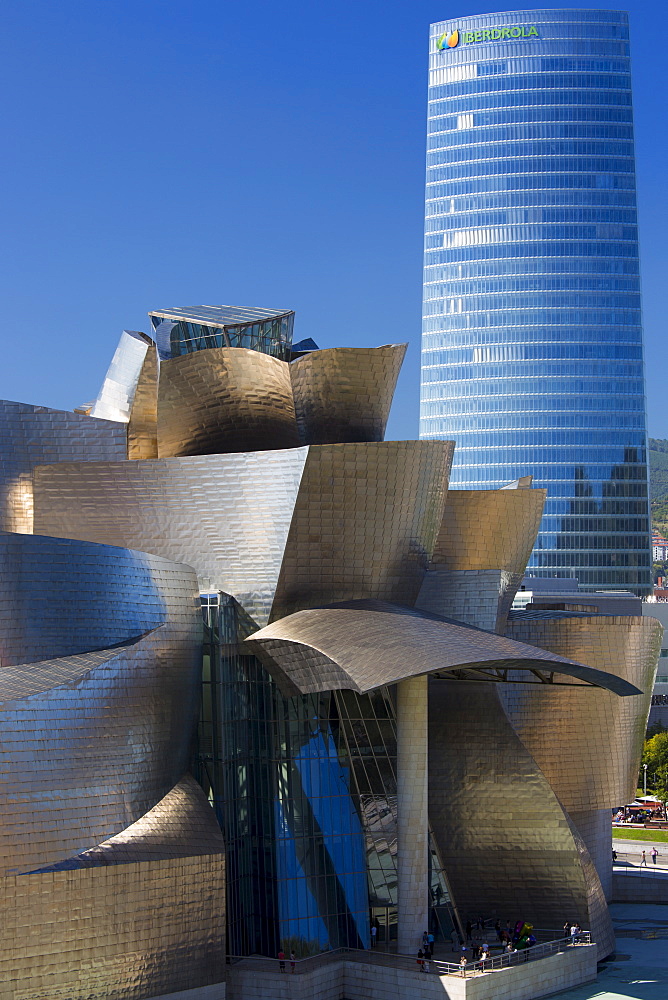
[437,29,459,49]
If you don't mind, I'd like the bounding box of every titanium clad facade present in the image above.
[420,9,652,595]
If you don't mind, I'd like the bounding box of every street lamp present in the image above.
[643,763,648,798]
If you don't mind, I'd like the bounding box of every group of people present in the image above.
[416,930,436,972]
[563,921,582,943]
[277,949,297,973]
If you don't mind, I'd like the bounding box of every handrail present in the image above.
[227,933,592,977]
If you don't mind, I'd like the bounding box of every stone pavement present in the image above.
[548,904,668,1000]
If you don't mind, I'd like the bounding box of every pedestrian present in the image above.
[651,847,659,865]
[427,931,435,957]
[417,948,424,972]
[477,914,484,931]
[450,928,459,952]
[563,921,570,938]
[459,955,467,976]
[641,850,647,866]
[574,924,581,943]
[422,930,429,951]
[570,924,578,944]
[278,950,285,972]
[480,942,489,962]
[495,919,502,941]
[466,920,472,941]
[612,849,617,862]
[371,923,377,948]
[290,951,296,974]
[423,956,430,974]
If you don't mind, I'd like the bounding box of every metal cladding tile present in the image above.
[501,614,663,812]
[432,488,546,572]
[31,775,224,869]
[427,678,614,960]
[127,340,159,460]
[0,622,201,876]
[0,531,197,666]
[0,853,226,998]
[269,441,454,621]
[33,448,309,626]
[0,399,127,533]
[245,599,640,696]
[157,346,300,458]
[90,330,154,424]
[290,345,407,445]
[0,545,201,876]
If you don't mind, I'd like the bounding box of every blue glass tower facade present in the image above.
[420,9,651,594]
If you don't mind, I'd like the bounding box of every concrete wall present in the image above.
[224,946,597,1000]
[612,872,668,903]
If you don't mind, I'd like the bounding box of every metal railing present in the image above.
[228,932,592,978]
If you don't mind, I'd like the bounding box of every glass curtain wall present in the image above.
[149,314,294,360]
[420,9,651,594]
[194,594,456,957]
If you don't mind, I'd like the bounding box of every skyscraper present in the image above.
[420,9,652,595]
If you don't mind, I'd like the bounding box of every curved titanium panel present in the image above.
[246,600,639,696]
[0,853,226,998]
[290,345,407,445]
[428,679,615,959]
[34,775,224,868]
[127,339,159,459]
[501,614,662,813]
[0,399,127,533]
[0,532,168,666]
[416,488,546,632]
[157,346,300,457]
[270,441,453,620]
[33,449,308,626]
[90,330,154,423]
[0,541,201,875]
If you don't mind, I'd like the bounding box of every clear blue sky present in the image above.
[1,1,666,440]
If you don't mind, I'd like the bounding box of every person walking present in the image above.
[563,921,570,938]
[371,922,377,948]
[450,928,459,952]
[465,920,472,942]
[651,847,659,865]
[417,949,424,972]
[290,951,296,974]
[641,850,648,866]
[278,950,285,972]
[427,931,435,957]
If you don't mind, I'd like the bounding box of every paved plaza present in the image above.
[550,903,668,1000]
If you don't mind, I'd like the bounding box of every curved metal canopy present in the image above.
[245,599,643,698]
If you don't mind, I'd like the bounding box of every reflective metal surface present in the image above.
[417,487,546,631]
[33,449,308,626]
[502,612,662,812]
[0,853,226,998]
[0,399,126,532]
[427,678,615,959]
[290,345,407,445]
[127,338,159,459]
[246,599,641,697]
[0,535,201,875]
[270,441,454,620]
[90,330,154,423]
[35,775,224,868]
[157,347,300,457]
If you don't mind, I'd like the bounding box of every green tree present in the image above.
[641,730,668,801]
